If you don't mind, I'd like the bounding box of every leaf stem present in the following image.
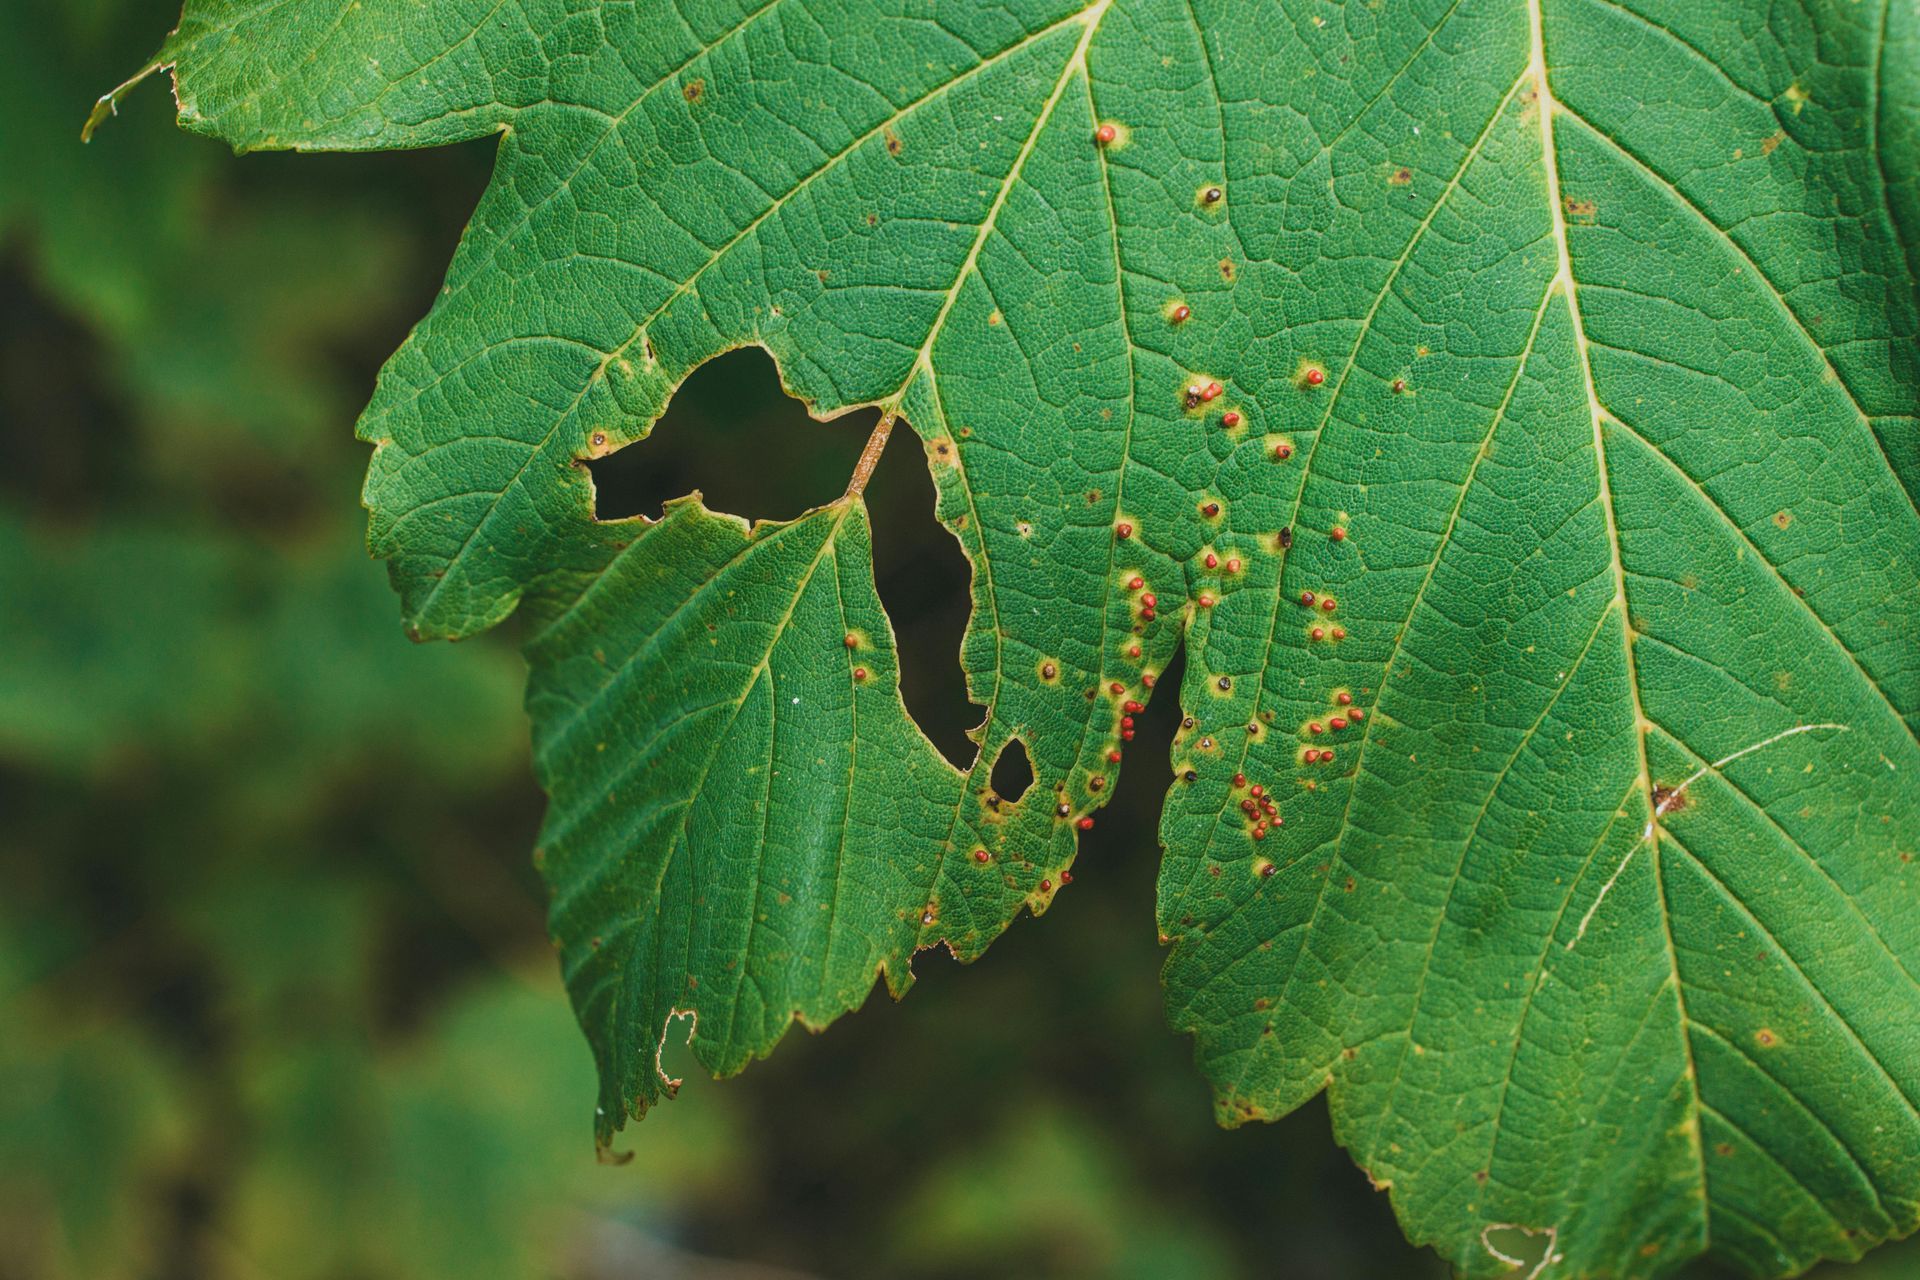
[844,413,895,498]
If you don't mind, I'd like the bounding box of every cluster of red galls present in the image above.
[1302,691,1363,765]
[1229,771,1282,841]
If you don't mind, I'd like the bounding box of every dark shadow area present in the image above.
[0,254,132,513]
[590,348,983,770]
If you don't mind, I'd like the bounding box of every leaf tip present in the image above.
[82,59,167,143]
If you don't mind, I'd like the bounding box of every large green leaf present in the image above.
[129,0,1920,1274]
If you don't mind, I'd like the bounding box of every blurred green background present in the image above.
[1,3,1915,1278]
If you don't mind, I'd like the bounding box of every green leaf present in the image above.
[141,0,1920,1274]
[523,496,1076,1130]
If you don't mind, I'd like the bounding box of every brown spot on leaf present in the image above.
[1651,784,1689,814]
[683,78,704,103]
[1562,195,1597,223]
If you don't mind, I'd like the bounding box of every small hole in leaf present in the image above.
[988,737,1035,802]
[1482,1224,1558,1276]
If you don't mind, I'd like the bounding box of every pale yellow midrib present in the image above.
[1527,0,1709,1249]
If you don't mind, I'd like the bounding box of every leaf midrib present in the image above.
[1531,0,1709,1241]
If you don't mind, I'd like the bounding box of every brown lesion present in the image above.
[1650,783,1689,814]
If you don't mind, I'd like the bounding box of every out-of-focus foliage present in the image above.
[1,3,744,1276]
[3,3,1917,1278]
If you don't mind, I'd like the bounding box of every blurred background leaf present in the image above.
[0,2,1913,1277]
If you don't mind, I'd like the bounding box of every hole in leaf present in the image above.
[587,347,869,523]
[1481,1224,1558,1278]
[590,348,980,769]
[867,421,982,771]
[988,736,1035,803]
